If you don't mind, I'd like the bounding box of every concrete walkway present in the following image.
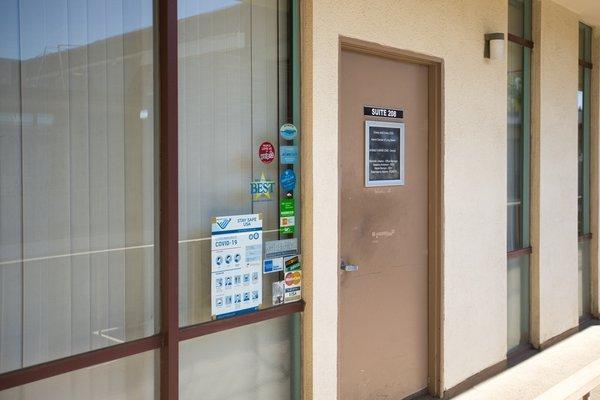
[454,326,600,400]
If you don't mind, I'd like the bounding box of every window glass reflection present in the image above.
[578,66,585,234]
[508,0,524,37]
[507,255,530,349]
[0,0,157,373]
[177,0,295,326]
[507,41,524,251]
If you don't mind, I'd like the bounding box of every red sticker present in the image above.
[258,142,275,164]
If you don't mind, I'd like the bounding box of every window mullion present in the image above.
[158,0,179,398]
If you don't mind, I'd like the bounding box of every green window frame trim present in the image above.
[583,66,591,235]
[522,0,532,249]
[521,44,532,248]
[507,0,533,352]
[508,0,533,253]
[578,22,593,320]
[291,1,302,398]
[579,22,593,237]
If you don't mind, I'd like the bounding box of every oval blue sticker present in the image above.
[280,169,296,191]
[280,123,298,140]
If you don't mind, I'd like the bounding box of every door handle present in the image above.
[340,261,359,272]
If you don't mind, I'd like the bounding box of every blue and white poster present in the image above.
[211,214,263,318]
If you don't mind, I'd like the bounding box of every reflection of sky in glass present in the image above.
[0,0,240,60]
[178,0,240,21]
[0,0,19,59]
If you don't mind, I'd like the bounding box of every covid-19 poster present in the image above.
[211,214,263,318]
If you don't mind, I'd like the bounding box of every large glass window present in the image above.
[0,350,158,400]
[176,0,301,399]
[179,315,295,400]
[507,39,526,251]
[177,0,298,327]
[507,0,532,352]
[1,0,303,397]
[578,22,592,320]
[0,0,158,373]
[179,0,300,326]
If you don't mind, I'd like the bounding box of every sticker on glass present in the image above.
[279,198,295,234]
[284,255,301,271]
[272,281,285,305]
[264,238,298,259]
[258,141,275,164]
[263,257,284,274]
[280,169,296,191]
[283,255,301,303]
[280,145,298,164]
[250,173,275,202]
[280,123,298,140]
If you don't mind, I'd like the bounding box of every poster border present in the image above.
[364,120,405,187]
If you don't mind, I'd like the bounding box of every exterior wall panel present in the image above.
[531,0,580,347]
[302,0,508,394]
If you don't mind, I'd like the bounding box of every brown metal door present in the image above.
[339,49,429,399]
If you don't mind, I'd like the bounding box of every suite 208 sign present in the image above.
[364,120,405,187]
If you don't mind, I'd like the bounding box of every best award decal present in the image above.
[250,173,275,201]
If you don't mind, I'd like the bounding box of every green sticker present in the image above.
[284,255,301,272]
[280,198,296,234]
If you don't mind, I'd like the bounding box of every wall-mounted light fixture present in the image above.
[484,33,505,60]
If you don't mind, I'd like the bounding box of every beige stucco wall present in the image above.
[301,0,508,396]
[530,0,580,347]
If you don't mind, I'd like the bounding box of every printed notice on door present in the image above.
[365,120,405,187]
[211,214,263,319]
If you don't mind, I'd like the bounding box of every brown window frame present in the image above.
[0,0,305,397]
[507,246,533,259]
[579,59,593,70]
[508,32,534,49]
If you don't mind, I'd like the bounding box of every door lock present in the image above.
[340,261,359,272]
